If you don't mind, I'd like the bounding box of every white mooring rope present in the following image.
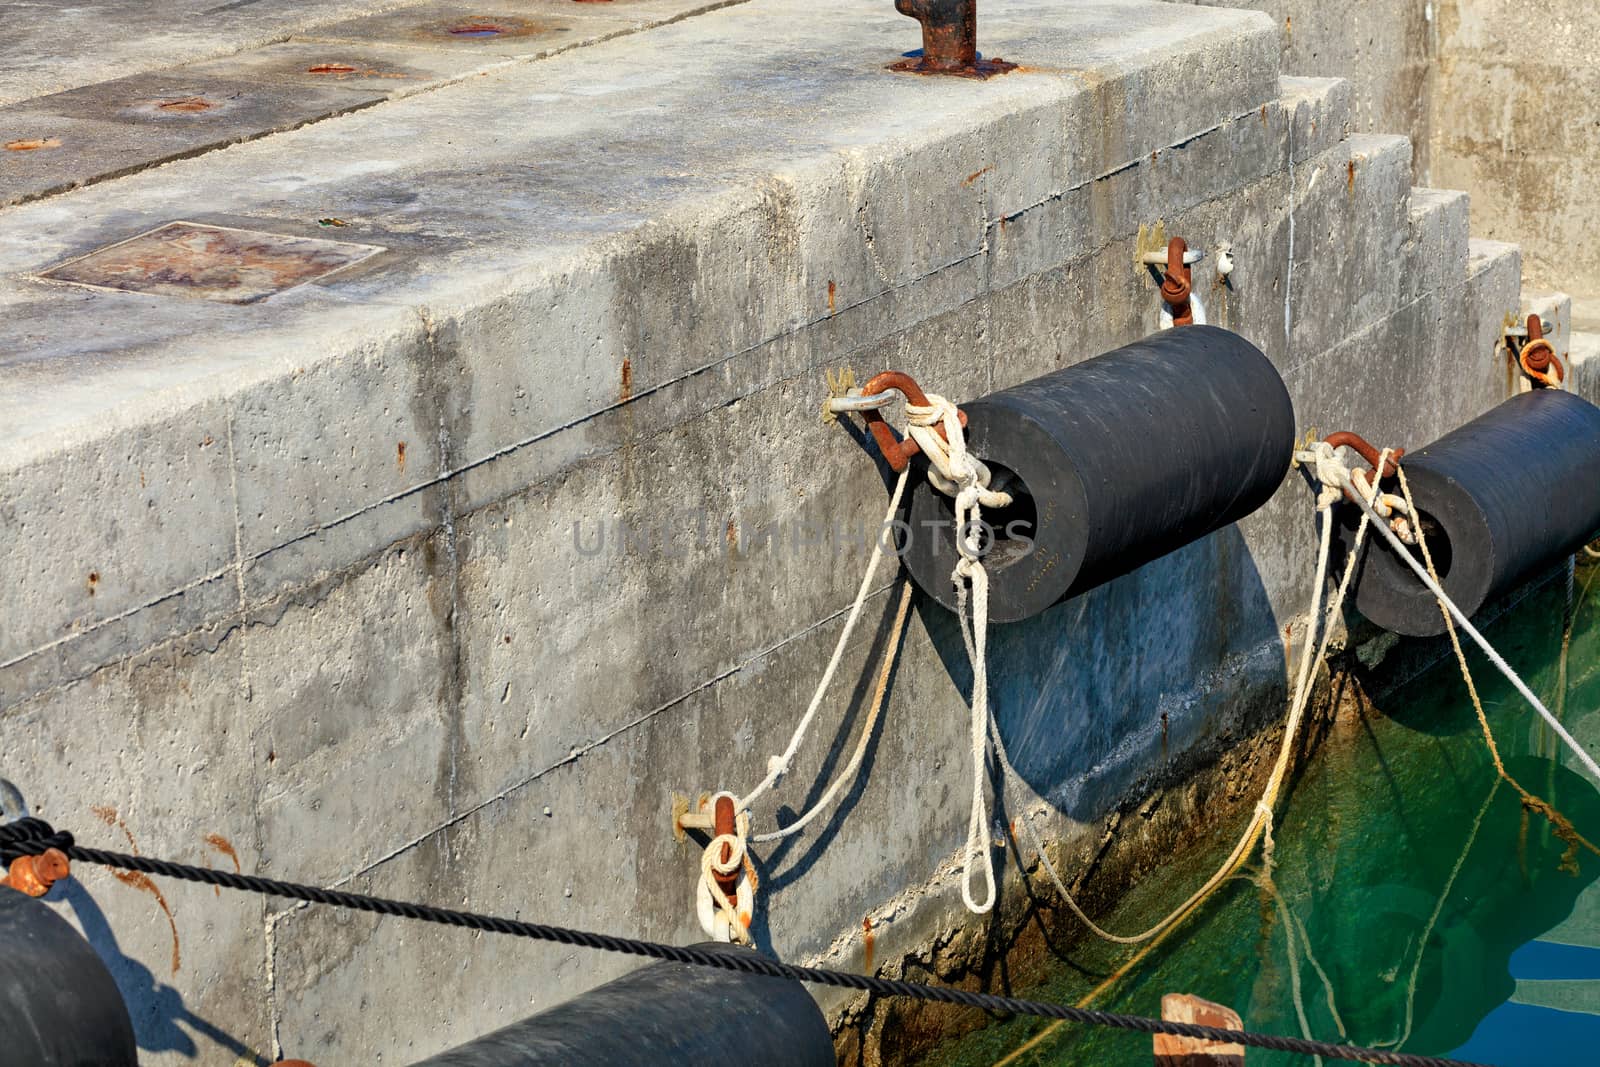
[902,391,1014,914]
[735,468,913,815]
[995,444,1385,944]
[1329,456,1600,785]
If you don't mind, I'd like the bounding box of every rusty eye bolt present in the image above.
[890,0,1017,79]
[1519,313,1566,389]
[1161,237,1195,326]
[858,370,968,472]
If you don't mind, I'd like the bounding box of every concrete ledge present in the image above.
[0,0,1283,706]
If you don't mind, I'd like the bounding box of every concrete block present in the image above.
[449,311,990,806]
[1170,0,1434,159]
[1571,332,1600,407]
[2,632,270,1064]
[1285,134,1413,371]
[0,400,238,695]
[248,538,459,885]
[270,580,960,1060]
[0,1,426,108]
[1401,189,1471,311]
[0,115,206,208]
[227,315,445,606]
[0,73,385,203]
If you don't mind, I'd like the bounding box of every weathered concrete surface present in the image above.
[1572,331,1600,406]
[0,0,740,207]
[0,1,1527,1064]
[1172,0,1600,310]
[1431,0,1600,306]
[1171,0,1435,167]
[0,0,732,107]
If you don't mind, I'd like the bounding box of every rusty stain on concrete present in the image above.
[5,137,61,150]
[92,805,182,975]
[37,221,384,304]
[155,96,214,113]
[202,833,242,898]
[418,16,561,42]
[620,356,633,401]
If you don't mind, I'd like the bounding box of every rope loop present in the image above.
[907,388,1011,915]
[695,793,755,945]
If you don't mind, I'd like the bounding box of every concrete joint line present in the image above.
[987,102,1271,233]
[285,580,900,900]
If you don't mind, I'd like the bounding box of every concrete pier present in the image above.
[0,1,1528,1063]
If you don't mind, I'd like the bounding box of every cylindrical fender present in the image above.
[407,944,833,1067]
[902,325,1296,622]
[1344,389,1600,637]
[0,887,138,1067]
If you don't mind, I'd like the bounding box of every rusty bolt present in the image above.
[155,96,213,113]
[857,370,968,473]
[2,848,69,898]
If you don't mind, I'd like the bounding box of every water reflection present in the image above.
[931,564,1600,1066]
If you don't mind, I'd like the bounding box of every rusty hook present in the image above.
[1324,431,1404,478]
[857,370,968,473]
[1324,431,1405,507]
[1519,314,1566,389]
[1160,237,1195,326]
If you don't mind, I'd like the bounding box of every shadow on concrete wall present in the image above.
[922,522,1290,826]
[55,881,269,1065]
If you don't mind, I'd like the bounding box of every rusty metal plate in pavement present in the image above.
[293,5,629,57]
[9,73,384,132]
[37,222,385,303]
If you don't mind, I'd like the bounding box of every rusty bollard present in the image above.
[889,0,1017,78]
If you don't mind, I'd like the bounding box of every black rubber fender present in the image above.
[902,325,1296,622]
[0,887,138,1067]
[408,944,833,1067]
[1344,388,1600,637]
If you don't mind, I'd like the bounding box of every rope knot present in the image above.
[695,793,755,945]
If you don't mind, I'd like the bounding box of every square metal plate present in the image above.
[37,221,385,303]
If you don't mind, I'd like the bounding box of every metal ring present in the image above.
[0,778,29,821]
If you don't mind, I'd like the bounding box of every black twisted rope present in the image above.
[1,822,1490,1067]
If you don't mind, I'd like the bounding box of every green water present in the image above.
[934,562,1600,1067]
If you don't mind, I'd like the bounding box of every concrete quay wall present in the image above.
[0,1,1523,1062]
